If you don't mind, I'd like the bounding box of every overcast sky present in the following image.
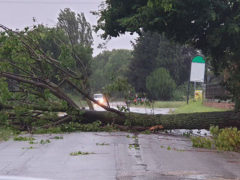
[0,0,137,56]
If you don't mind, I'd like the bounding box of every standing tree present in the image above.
[95,0,240,111]
[128,32,197,99]
[156,36,197,86]
[146,68,176,100]
[128,32,161,93]
[90,49,132,93]
[58,8,94,109]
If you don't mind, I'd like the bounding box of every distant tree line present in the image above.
[90,32,197,101]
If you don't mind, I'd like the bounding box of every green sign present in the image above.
[192,56,205,64]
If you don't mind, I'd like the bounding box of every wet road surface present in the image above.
[0,132,240,180]
[93,101,173,115]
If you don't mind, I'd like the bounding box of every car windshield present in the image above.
[94,94,103,99]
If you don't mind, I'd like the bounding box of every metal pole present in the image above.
[194,82,196,93]
[187,80,190,104]
[194,82,197,101]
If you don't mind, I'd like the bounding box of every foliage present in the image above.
[95,0,240,110]
[211,126,240,151]
[70,151,95,156]
[191,126,240,152]
[103,77,134,100]
[191,136,213,149]
[146,68,176,100]
[128,143,140,150]
[33,121,117,134]
[172,82,194,101]
[128,32,161,93]
[14,136,35,141]
[0,9,101,131]
[174,101,225,114]
[52,136,63,140]
[60,121,102,132]
[33,127,63,134]
[29,140,38,144]
[117,105,130,113]
[156,36,197,86]
[58,8,93,47]
[127,32,197,99]
[0,26,68,128]
[0,127,17,141]
[90,49,132,93]
[57,8,94,109]
[40,139,51,144]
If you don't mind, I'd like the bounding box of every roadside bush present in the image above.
[172,82,194,101]
[146,68,176,100]
[211,126,240,151]
[191,126,240,152]
[191,136,213,149]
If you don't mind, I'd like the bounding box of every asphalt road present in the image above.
[93,102,173,115]
[0,132,240,180]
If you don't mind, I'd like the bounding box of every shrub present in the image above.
[191,126,240,152]
[172,82,193,101]
[211,126,240,151]
[146,68,176,100]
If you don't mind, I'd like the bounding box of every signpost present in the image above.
[187,56,206,104]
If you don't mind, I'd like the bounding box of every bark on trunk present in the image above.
[86,98,94,110]
[80,111,240,130]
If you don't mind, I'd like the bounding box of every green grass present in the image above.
[153,101,185,108]
[174,101,226,114]
[0,127,17,141]
[132,101,185,108]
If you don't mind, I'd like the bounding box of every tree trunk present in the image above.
[80,111,240,130]
[85,98,94,110]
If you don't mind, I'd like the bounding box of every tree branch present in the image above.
[0,72,79,109]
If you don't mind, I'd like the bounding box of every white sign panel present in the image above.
[190,62,205,82]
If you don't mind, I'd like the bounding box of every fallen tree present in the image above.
[80,111,240,129]
[0,24,240,132]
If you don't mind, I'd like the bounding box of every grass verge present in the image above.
[0,127,17,141]
[132,101,185,108]
[174,101,226,114]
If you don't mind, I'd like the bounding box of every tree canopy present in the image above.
[96,0,240,110]
[90,49,132,93]
[146,68,176,100]
[128,32,161,93]
[58,8,93,47]
[0,12,121,130]
[128,32,197,100]
[57,8,94,109]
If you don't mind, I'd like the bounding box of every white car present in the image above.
[93,93,107,106]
